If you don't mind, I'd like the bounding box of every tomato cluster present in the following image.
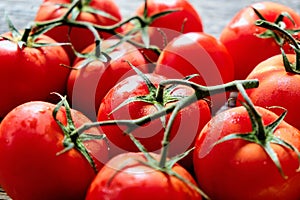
[1,0,300,200]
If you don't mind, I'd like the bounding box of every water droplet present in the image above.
[38,109,46,114]
[263,161,267,165]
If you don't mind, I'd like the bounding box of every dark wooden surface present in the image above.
[0,0,299,199]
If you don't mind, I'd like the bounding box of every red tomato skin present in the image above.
[97,73,211,169]
[220,1,300,80]
[67,39,148,121]
[154,32,234,111]
[239,54,300,131]
[85,152,202,200]
[0,101,108,200]
[137,0,203,34]
[193,106,300,200]
[35,0,122,61]
[128,0,203,62]
[0,32,70,119]
[155,32,234,85]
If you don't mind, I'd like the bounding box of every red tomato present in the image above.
[85,152,202,200]
[193,106,300,200]
[97,73,211,170]
[0,101,109,200]
[67,39,148,121]
[124,0,203,63]
[137,0,203,33]
[154,32,234,111]
[34,0,122,61]
[238,54,300,131]
[220,1,300,80]
[0,31,70,119]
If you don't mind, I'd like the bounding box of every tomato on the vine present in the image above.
[236,18,300,131]
[67,39,148,121]
[135,0,203,44]
[220,1,300,80]
[0,29,70,119]
[0,100,108,200]
[85,152,202,200]
[240,54,300,131]
[136,0,203,33]
[34,0,122,61]
[193,103,300,200]
[123,0,204,63]
[154,32,234,112]
[97,71,211,170]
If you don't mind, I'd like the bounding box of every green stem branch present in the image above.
[256,19,300,71]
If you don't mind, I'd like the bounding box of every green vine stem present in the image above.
[62,78,257,199]
[255,19,300,73]
[72,78,259,156]
[31,0,164,55]
[214,83,300,179]
[156,79,259,168]
[52,93,107,173]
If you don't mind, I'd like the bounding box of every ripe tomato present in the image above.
[220,1,300,80]
[124,0,203,63]
[136,0,203,34]
[67,39,148,121]
[193,106,300,200]
[85,152,202,200]
[239,54,300,131]
[154,32,234,112]
[0,31,70,119]
[97,72,211,170]
[0,100,108,200]
[34,0,122,61]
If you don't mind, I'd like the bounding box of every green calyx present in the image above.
[127,133,210,199]
[255,19,300,73]
[253,8,300,46]
[129,0,181,49]
[1,15,39,49]
[109,61,191,129]
[70,74,258,199]
[52,93,107,173]
[214,83,300,179]
[1,14,70,49]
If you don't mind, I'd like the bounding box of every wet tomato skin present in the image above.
[193,106,300,200]
[0,101,109,200]
[35,0,122,61]
[85,152,202,200]
[220,1,300,80]
[0,31,70,119]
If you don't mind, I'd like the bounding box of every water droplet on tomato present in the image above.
[263,161,267,165]
[38,109,46,114]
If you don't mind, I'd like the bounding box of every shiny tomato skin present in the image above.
[136,0,203,34]
[67,39,148,121]
[154,32,234,111]
[0,101,109,200]
[193,106,300,200]
[85,152,202,200]
[220,1,300,80]
[35,0,122,61]
[97,73,211,169]
[129,0,203,62]
[239,54,300,131]
[155,32,234,85]
[0,32,70,119]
